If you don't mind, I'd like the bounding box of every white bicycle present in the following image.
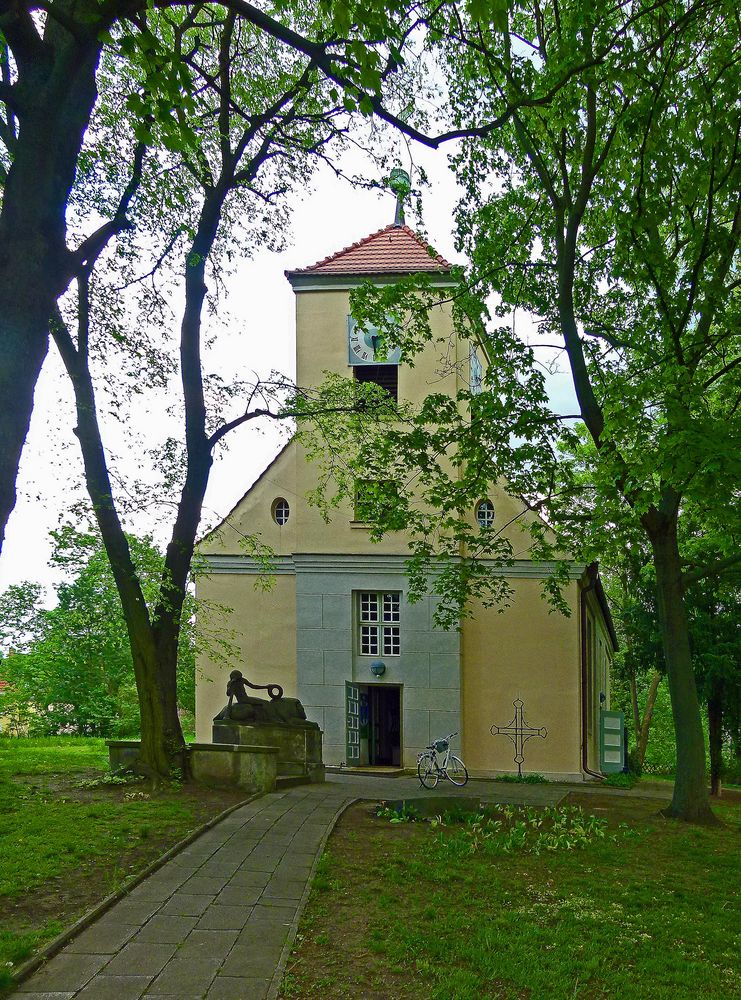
[417,732,469,788]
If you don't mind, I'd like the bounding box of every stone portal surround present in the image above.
[294,557,461,766]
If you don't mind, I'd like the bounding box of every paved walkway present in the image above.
[12,775,566,1000]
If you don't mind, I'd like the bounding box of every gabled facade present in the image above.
[195,222,619,779]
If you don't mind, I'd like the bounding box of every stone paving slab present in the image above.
[10,772,572,1000]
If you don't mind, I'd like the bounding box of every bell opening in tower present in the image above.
[354,364,398,401]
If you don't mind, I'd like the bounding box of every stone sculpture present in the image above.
[214,669,310,727]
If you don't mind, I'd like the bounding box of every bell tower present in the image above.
[285,219,460,406]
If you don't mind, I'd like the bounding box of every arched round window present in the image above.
[476,499,495,529]
[272,498,290,526]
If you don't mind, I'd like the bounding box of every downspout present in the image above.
[581,562,604,781]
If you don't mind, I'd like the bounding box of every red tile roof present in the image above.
[286,225,452,276]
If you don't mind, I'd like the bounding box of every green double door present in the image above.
[346,682,401,766]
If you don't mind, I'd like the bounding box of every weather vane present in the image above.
[388,167,411,227]
[490,699,547,777]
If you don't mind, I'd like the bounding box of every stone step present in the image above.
[277,761,308,777]
[275,774,312,790]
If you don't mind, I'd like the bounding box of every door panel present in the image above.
[599,710,625,774]
[345,681,361,764]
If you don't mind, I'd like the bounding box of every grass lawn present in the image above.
[281,790,741,1000]
[0,736,246,990]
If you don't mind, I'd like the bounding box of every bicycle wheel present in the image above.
[418,756,440,788]
[446,755,469,787]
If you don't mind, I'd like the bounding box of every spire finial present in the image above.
[388,167,411,227]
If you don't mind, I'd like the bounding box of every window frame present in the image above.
[475,499,495,529]
[354,480,400,525]
[271,497,290,526]
[357,590,401,657]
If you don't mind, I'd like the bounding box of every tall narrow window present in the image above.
[470,345,483,394]
[358,592,401,655]
[354,480,400,524]
[476,499,495,528]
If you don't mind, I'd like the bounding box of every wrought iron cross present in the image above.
[490,699,547,776]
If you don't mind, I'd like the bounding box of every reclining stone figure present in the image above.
[214,669,310,726]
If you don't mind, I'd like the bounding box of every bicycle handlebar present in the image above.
[423,731,458,750]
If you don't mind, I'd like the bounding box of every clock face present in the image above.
[347,316,401,366]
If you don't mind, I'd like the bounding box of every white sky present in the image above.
[0,143,577,598]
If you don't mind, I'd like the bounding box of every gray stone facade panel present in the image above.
[322,706,346,747]
[323,649,351,683]
[296,627,323,651]
[403,629,460,654]
[293,560,462,768]
[402,599,430,632]
[405,687,460,712]
[429,653,461,688]
[403,709,430,749]
[296,571,407,596]
[322,595,351,630]
[352,658,403,684]
[296,594,322,629]
[429,710,461,740]
[298,683,345,709]
[296,649,323,686]
[297,627,351,652]
[397,650,430,687]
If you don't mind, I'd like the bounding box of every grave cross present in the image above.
[490,699,547,777]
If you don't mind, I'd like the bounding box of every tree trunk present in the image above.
[648,517,715,823]
[637,670,662,767]
[0,6,104,551]
[53,297,185,779]
[708,680,723,798]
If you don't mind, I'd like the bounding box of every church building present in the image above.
[194,217,620,781]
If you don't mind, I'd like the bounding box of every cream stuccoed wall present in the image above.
[461,579,583,779]
[198,443,298,559]
[293,286,466,554]
[294,288,462,408]
[195,572,297,742]
[195,271,613,776]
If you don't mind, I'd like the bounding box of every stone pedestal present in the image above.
[190,742,279,792]
[212,720,325,783]
[105,739,281,793]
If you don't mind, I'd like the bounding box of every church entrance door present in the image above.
[368,685,401,766]
[345,682,401,767]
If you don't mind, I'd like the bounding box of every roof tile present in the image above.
[286,225,451,276]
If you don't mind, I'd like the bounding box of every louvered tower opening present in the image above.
[354,364,398,401]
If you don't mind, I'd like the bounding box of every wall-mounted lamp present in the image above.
[370,659,386,677]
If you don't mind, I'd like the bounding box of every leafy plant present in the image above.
[375,802,420,824]
[430,805,616,858]
[494,773,549,784]
[603,773,636,789]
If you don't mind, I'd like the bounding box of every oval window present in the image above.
[272,498,290,526]
[476,499,495,529]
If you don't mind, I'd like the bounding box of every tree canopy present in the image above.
[0,529,197,737]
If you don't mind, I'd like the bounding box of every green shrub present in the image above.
[603,772,635,789]
[494,772,549,784]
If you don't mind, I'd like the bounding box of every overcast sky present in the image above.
[0,142,577,598]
